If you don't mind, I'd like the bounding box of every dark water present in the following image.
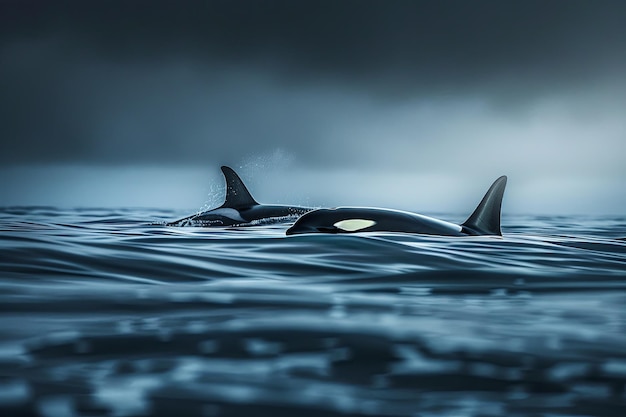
[1,207,626,417]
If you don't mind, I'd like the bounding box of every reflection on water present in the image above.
[1,208,625,416]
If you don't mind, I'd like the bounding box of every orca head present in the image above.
[286,209,377,235]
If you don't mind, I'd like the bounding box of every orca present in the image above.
[168,166,313,227]
[286,176,507,236]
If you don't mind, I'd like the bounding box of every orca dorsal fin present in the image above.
[461,176,507,236]
[220,166,259,209]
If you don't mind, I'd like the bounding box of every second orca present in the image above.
[286,176,507,236]
[168,166,313,227]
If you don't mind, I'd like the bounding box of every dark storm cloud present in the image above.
[1,0,625,166]
[3,0,626,85]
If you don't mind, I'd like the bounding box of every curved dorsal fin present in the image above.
[220,166,259,209]
[461,176,507,236]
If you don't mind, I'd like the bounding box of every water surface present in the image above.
[1,207,625,416]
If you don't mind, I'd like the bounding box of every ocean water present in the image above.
[1,207,625,417]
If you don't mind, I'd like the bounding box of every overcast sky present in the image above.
[1,0,625,215]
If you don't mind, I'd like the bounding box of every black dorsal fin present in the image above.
[220,166,259,209]
[461,176,507,236]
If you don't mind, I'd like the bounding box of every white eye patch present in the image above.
[333,219,376,232]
